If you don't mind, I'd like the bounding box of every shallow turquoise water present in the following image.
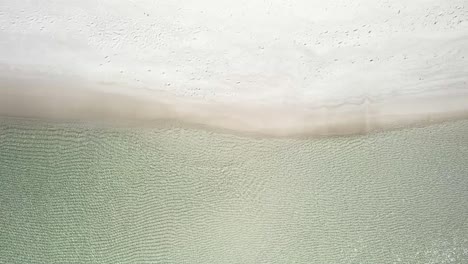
[1,118,467,263]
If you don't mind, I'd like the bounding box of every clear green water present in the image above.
[1,118,467,263]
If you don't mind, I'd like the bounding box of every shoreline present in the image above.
[2,0,467,139]
[1,76,468,139]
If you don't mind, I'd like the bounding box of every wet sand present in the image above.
[1,0,467,137]
[1,1,468,263]
[1,74,468,138]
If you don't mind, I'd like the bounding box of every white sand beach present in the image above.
[1,2,468,263]
[1,0,467,136]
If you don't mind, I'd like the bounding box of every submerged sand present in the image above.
[1,117,467,263]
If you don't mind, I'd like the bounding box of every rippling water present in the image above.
[1,118,467,263]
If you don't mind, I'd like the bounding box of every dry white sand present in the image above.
[1,0,467,137]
